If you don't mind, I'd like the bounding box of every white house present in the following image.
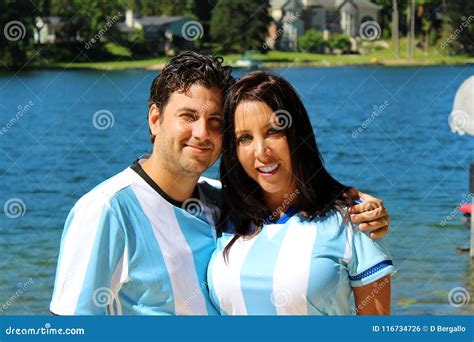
[269,0,382,50]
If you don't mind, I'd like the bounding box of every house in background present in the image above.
[116,9,191,51]
[34,16,81,44]
[268,0,382,50]
[34,9,193,54]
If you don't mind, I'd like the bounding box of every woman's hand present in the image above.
[350,191,390,239]
[353,275,391,315]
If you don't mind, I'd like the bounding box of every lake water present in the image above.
[0,66,473,315]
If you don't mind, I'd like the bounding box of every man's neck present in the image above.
[140,154,200,202]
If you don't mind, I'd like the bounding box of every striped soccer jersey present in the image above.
[208,208,395,315]
[50,158,221,315]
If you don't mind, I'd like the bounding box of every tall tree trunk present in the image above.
[392,0,400,58]
[407,0,416,59]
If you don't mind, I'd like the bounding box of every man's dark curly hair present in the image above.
[148,51,235,143]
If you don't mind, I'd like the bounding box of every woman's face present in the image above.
[234,100,296,197]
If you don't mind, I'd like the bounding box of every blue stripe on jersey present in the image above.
[174,208,219,315]
[111,187,176,314]
[349,260,393,281]
[76,202,126,314]
[306,213,347,314]
[240,225,289,314]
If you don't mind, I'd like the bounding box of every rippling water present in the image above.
[0,66,473,315]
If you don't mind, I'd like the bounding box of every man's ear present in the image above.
[148,104,161,137]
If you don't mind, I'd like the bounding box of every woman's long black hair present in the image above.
[219,71,356,258]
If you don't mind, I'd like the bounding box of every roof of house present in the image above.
[133,16,185,26]
[271,0,382,10]
[282,0,305,11]
[307,0,382,10]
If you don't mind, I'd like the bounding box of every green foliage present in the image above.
[328,34,351,52]
[443,1,474,55]
[298,29,327,53]
[210,0,271,53]
[0,0,37,68]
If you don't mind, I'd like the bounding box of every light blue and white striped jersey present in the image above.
[208,208,395,315]
[50,158,222,315]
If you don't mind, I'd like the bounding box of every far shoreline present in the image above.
[2,59,473,72]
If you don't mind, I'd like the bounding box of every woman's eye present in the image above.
[268,128,283,135]
[237,134,252,144]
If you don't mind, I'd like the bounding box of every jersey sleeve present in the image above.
[50,194,127,315]
[347,224,395,287]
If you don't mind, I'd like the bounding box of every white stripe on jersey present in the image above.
[211,233,258,315]
[130,182,208,315]
[272,220,317,315]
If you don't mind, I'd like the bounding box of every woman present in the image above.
[207,71,395,315]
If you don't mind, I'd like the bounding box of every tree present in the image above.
[0,0,37,69]
[392,0,400,57]
[406,0,415,59]
[444,0,474,55]
[298,29,328,53]
[210,0,271,52]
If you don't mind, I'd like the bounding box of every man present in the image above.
[50,52,390,315]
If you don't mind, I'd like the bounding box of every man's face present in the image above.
[150,84,223,177]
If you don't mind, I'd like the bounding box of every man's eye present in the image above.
[237,134,252,144]
[209,118,223,128]
[182,114,196,121]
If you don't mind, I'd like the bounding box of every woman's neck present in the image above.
[263,188,300,219]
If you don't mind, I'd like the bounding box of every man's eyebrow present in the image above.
[176,107,198,113]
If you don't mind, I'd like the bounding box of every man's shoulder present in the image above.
[75,167,139,209]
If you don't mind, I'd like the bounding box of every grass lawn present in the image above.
[36,39,474,71]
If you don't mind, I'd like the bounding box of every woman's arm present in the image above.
[353,275,391,315]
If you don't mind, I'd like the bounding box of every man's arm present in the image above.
[350,191,390,239]
[50,195,126,315]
